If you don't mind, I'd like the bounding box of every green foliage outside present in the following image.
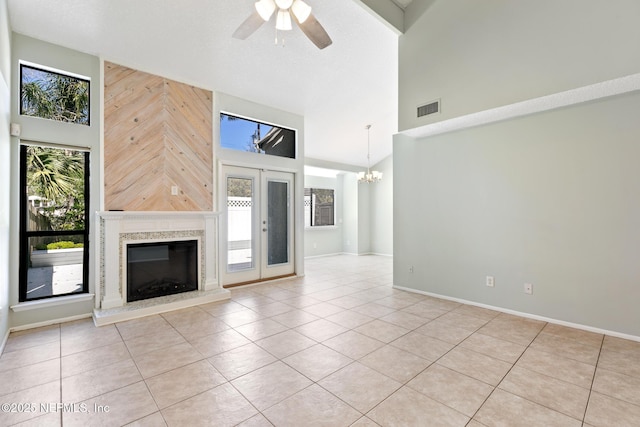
[35,241,84,251]
[20,65,89,234]
[21,65,89,125]
[27,146,86,232]
[311,188,333,204]
[227,177,253,198]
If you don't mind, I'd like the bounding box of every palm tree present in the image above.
[26,146,85,231]
[21,67,89,125]
[27,147,82,201]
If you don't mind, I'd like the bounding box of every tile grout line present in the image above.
[464,320,548,424]
[227,278,411,424]
[121,319,164,427]
[469,324,609,424]
[386,310,502,422]
[580,333,605,425]
[319,300,463,422]
[7,257,639,426]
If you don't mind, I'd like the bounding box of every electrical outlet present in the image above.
[313,242,317,249]
[409,266,414,273]
[171,186,179,196]
[486,276,495,287]
[524,283,533,295]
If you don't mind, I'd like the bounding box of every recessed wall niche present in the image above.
[104,62,213,211]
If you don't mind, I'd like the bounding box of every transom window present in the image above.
[20,63,90,125]
[220,113,296,159]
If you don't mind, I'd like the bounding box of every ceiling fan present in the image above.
[233,0,333,49]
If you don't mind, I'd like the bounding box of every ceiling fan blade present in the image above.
[293,13,332,49]
[233,10,266,40]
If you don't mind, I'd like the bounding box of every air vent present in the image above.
[417,100,440,117]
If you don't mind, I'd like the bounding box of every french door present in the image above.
[222,166,294,286]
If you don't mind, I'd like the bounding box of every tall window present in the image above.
[304,188,335,227]
[19,144,90,301]
[20,63,90,125]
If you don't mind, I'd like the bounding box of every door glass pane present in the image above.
[267,181,288,266]
[227,177,254,272]
[26,234,85,299]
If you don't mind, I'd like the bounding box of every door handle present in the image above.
[262,228,267,232]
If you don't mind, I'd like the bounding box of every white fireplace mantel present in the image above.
[94,211,230,325]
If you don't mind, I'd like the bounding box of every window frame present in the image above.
[219,112,297,159]
[304,187,336,228]
[19,62,91,126]
[19,143,91,302]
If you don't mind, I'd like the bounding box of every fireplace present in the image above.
[126,240,198,302]
[95,211,230,326]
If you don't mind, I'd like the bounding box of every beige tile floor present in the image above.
[1,255,640,426]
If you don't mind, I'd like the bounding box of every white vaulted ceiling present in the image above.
[7,0,401,167]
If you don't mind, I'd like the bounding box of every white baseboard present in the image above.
[9,313,92,333]
[304,252,345,259]
[394,285,640,343]
[304,252,386,259]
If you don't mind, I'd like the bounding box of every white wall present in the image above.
[395,1,640,338]
[370,155,393,255]
[9,34,100,327]
[0,0,11,347]
[357,182,371,254]
[399,0,640,132]
[394,91,640,337]
[337,173,373,256]
[304,175,343,257]
[342,173,360,255]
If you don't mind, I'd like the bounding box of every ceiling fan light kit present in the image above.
[255,0,276,21]
[291,0,312,23]
[275,0,294,9]
[234,0,332,49]
[276,9,292,31]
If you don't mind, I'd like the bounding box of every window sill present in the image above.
[11,293,95,312]
[305,226,339,231]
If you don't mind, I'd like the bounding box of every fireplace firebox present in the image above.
[126,240,198,302]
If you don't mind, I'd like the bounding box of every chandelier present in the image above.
[357,125,383,183]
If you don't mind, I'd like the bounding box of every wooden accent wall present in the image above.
[104,62,213,211]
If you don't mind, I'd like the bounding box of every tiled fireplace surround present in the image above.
[94,212,230,325]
